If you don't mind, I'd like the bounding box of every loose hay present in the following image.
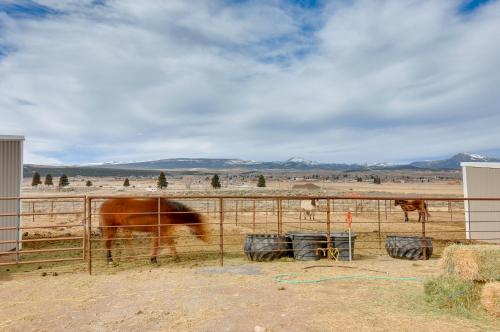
[481,282,500,317]
[441,244,500,282]
[424,275,482,315]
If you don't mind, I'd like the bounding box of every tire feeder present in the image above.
[330,232,357,261]
[244,234,289,261]
[385,235,433,260]
[289,233,326,261]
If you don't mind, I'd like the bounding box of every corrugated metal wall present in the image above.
[464,166,500,244]
[0,139,23,253]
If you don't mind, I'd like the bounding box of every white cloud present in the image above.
[1,0,500,164]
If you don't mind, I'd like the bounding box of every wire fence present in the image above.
[0,195,499,275]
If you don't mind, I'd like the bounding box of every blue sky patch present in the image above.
[0,1,63,19]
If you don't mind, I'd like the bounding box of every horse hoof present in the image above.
[107,261,114,266]
[150,257,158,264]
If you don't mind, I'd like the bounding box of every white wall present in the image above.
[0,137,24,254]
[462,164,500,244]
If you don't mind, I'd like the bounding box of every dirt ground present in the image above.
[1,256,498,332]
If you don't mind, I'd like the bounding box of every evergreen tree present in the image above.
[86,180,92,187]
[44,174,53,186]
[31,172,42,186]
[157,171,168,189]
[373,176,381,185]
[59,174,69,187]
[123,178,130,187]
[257,175,266,187]
[211,174,221,189]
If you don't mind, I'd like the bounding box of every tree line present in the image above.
[32,171,268,189]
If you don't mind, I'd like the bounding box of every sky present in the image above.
[1,0,500,165]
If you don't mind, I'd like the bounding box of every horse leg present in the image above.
[104,227,117,265]
[165,236,179,261]
[404,211,409,222]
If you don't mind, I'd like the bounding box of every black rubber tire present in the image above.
[385,235,433,260]
[331,232,357,261]
[244,234,289,262]
[291,234,326,261]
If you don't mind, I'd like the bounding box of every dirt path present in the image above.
[1,257,498,332]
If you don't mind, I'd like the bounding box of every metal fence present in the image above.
[1,195,499,275]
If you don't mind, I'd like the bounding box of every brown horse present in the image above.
[394,199,430,222]
[99,198,209,264]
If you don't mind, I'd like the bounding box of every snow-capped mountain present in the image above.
[410,153,500,169]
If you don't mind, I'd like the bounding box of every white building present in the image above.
[462,162,500,244]
[0,136,24,256]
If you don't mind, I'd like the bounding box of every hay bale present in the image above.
[441,244,500,282]
[424,275,482,314]
[481,282,500,317]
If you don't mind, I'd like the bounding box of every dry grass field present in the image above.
[1,177,498,331]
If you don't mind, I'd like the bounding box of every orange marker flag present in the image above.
[346,210,353,229]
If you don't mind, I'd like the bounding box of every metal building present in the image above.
[0,135,24,254]
[462,162,500,244]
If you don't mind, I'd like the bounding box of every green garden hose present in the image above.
[273,273,420,284]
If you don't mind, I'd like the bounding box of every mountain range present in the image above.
[24,153,498,176]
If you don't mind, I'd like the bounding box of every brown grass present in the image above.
[481,281,500,317]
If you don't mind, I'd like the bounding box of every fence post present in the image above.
[82,196,86,260]
[252,200,256,232]
[277,199,281,234]
[421,218,427,260]
[384,200,387,220]
[157,197,161,256]
[326,199,331,258]
[219,198,224,266]
[88,197,92,275]
[235,200,238,226]
[377,200,381,250]
[16,198,21,265]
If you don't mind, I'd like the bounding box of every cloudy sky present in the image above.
[1,0,499,165]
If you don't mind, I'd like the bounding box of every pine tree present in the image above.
[86,180,92,187]
[157,171,168,189]
[59,174,69,187]
[257,175,266,187]
[211,174,221,189]
[31,172,42,186]
[44,174,53,186]
[123,178,130,187]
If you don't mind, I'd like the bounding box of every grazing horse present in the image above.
[394,200,430,222]
[99,198,208,264]
[301,199,319,220]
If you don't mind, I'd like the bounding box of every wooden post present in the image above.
[219,198,224,266]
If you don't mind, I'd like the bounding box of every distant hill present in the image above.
[410,153,500,170]
[22,153,500,177]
